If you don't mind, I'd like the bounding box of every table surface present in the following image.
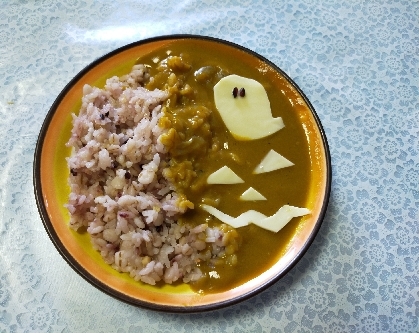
[1,1,418,332]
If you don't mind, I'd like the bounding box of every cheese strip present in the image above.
[201,204,266,228]
[200,204,310,233]
[253,205,311,232]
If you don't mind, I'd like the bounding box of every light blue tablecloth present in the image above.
[0,1,418,332]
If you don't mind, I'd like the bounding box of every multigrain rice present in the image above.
[66,65,232,285]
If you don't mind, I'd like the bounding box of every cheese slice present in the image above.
[253,149,294,174]
[207,166,244,184]
[252,205,311,232]
[240,187,267,201]
[200,204,310,233]
[214,75,284,140]
[201,205,266,228]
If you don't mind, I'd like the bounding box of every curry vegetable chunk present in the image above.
[137,40,312,293]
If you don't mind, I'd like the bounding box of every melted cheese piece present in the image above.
[207,166,244,184]
[240,187,267,201]
[201,204,310,233]
[253,149,294,174]
[252,205,310,232]
[201,205,266,228]
[213,75,284,140]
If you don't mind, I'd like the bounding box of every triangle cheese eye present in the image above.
[240,187,267,201]
[253,149,294,174]
[213,75,284,140]
[207,166,244,184]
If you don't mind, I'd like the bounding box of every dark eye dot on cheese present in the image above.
[232,87,238,98]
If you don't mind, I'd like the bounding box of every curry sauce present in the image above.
[136,40,311,293]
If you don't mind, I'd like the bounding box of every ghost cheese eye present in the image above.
[232,86,238,98]
[232,87,245,98]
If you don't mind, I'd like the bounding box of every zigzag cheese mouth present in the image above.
[201,204,310,233]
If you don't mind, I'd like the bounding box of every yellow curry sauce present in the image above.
[137,40,311,293]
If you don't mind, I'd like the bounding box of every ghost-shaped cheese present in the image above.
[214,75,284,140]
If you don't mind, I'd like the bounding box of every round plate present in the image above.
[33,34,331,312]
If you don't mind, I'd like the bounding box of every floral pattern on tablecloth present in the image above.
[0,0,418,332]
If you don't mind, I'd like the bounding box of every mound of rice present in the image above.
[66,65,232,285]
